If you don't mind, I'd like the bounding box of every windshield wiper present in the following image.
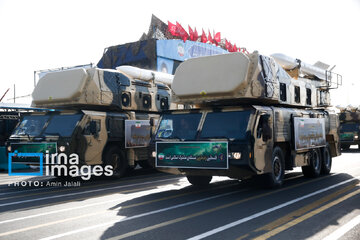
[25,133,31,140]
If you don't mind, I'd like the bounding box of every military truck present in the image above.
[0,103,51,170]
[338,107,360,150]
[7,66,172,178]
[152,52,341,187]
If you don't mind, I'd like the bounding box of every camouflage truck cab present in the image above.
[7,66,172,178]
[152,52,341,188]
[338,109,360,150]
[7,110,157,176]
[153,106,339,187]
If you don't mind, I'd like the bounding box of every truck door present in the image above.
[253,109,274,173]
[83,116,108,165]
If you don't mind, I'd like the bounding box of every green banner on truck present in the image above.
[156,141,228,169]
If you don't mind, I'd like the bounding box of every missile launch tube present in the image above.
[271,53,329,81]
[117,66,173,86]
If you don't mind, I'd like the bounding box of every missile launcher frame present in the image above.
[172,51,341,108]
[31,67,172,112]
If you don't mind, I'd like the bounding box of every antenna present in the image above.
[0,88,10,102]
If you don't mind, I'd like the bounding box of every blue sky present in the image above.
[0,0,359,106]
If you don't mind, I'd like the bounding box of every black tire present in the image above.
[186,175,212,186]
[138,160,153,169]
[103,146,128,178]
[321,145,332,175]
[302,149,322,178]
[263,146,285,188]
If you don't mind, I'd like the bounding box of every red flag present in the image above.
[214,32,221,45]
[201,29,207,43]
[208,30,213,44]
[226,40,233,52]
[225,39,230,50]
[194,27,198,41]
[168,21,179,36]
[188,25,195,41]
[233,44,238,52]
[176,22,189,42]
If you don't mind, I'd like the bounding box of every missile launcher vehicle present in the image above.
[152,52,341,188]
[7,66,173,178]
[338,106,360,150]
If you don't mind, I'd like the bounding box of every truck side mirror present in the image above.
[149,118,155,127]
[89,121,97,135]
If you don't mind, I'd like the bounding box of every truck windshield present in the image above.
[156,113,201,140]
[200,111,251,140]
[44,114,82,137]
[340,123,360,132]
[12,115,50,136]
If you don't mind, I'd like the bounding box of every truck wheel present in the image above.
[186,175,212,186]
[103,146,128,178]
[302,149,322,178]
[321,145,332,175]
[263,146,285,188]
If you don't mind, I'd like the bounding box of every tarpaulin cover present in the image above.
[97,40,157,70]
[97,39,228,71]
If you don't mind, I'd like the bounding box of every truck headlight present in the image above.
[231,152,241,159]
[7,146,11,152]
[152,151,156,158]
[355,135,359,140]
[59,146,66,152]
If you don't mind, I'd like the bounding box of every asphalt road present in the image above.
[0,151,359,240]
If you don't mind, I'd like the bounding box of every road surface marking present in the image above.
[0,211,105,237]
[0,173,165,196]
[38,190,240,240]
[186,176,360,240]
[1,178,234,213]
[0,173,174,198]
[41,174,349,240]
[0,185,155,225]
[322,213,360,240]
[253,187,360,240]
[0,188,239,237]
[0,181,236,225]
[0,177,184,207]
[236,184,357,239]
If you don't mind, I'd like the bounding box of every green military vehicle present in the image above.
[338,107,360,150]
[7,66,172,178]
[152,52,341,187]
